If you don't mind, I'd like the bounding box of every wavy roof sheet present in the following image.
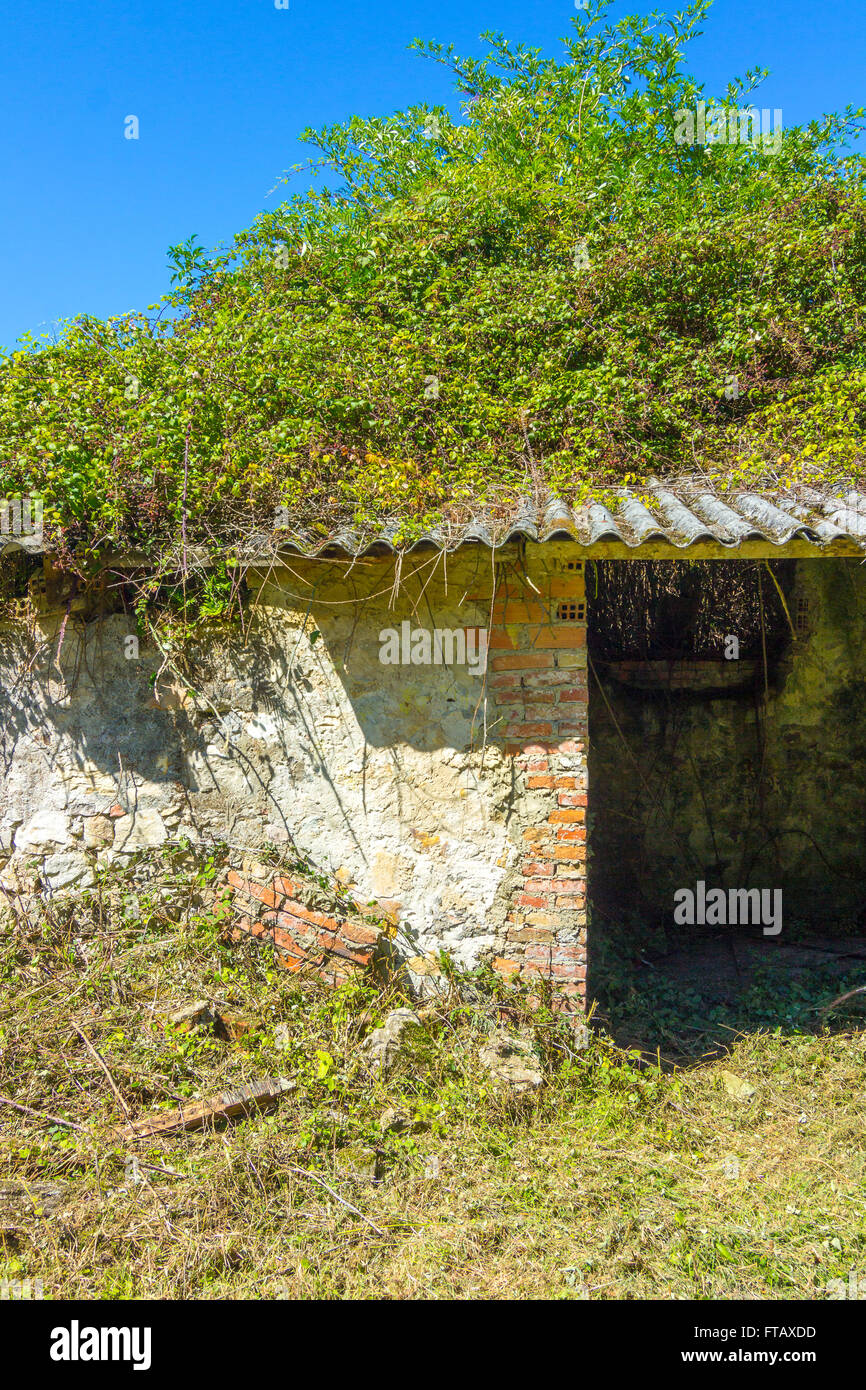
[4,480,866,562]
[265,480,866,557]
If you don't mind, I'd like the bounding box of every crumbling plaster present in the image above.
[0,546,540,970]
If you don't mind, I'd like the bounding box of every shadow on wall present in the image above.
[248,546,501,751]
[0,549,524,955]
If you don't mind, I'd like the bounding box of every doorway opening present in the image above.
[585,557,866,1059]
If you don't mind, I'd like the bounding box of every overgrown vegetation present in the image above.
[2,850,865,1300]
[1,0,865,563]
[587,558,797,661]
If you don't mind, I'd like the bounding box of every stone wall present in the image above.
[0,543,589,1006]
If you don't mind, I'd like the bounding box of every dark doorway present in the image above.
[585,557,866,1060]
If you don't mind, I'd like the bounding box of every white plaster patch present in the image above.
[15,810,69,850]
[113,809,168,852]
[245,712,279,741]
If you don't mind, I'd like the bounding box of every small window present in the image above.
[560,559,584,573]
[796,595,810,633]
[557,601,585,622]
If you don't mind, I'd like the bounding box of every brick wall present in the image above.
[487,545,588,1010]
[228,865,386,987]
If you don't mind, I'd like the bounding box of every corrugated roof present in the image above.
[4,479,866,562]
[266,480,866,557]
[0,533,43,558]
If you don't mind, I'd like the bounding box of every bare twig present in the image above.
[71,1023,133,1122]
[286,1165,390,1238]
[0,1095,86,1132]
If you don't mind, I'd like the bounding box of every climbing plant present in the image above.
[0,0,864,563]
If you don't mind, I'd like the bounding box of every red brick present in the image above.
[555,827,586,842]
[237,915,309,962]
[492,957,520,978]
[516,892,548,909]
[492,653,555,672]
[558,791,588,806]
[500,600,551,623]
[277,901,339,931]
[526,775,554,789]
[524,942,556,960]
[262,908,314,940]
[227,873,281,910]
[556,740,584,756]
[273,876,306,899]
[553,845,586,862]
[549,808,585,823]
[499,695,556,715]
[551,945,585,961]
[550,961,587,980]
[500,706,558,726]
[333,918,380,947]
[549,577,586,598]
[522,945,556,967]
[505,723,553,739]
[528,669,579,687]
[316,932,374,965]
[521,859,553,876]
[532,626,586,649]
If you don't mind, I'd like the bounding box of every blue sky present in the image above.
[1,0,863,351]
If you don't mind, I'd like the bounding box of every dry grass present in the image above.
[1,852,864,1301]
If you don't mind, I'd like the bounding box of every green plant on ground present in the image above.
[2,849,866,1300]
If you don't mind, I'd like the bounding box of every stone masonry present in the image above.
[0,542,589,1011]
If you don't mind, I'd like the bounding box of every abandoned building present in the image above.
[1,479,866,1012]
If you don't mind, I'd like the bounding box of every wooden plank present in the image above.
[113,1076,296,1141]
